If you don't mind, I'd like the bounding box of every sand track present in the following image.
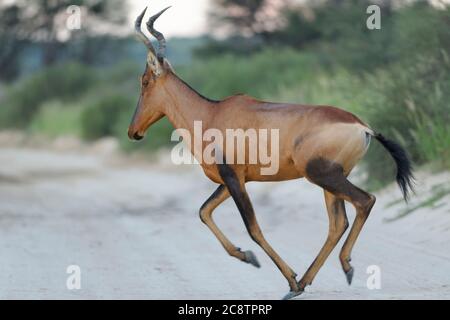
[1,146,449,299]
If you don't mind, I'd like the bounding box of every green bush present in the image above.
[178,48,318,100]
[81,94,135,140]
[414,114,450,168]
[361,46,450,180]
[389,4,450,63]
[29,100,84,138]
[0,63,96,128]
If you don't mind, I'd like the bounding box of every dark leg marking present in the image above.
[218,164,300,293]
[306,158,370,205]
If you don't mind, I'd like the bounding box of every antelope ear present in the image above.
[147,52,163,77]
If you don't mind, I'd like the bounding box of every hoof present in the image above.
[282,290,304,300]
[345,267,354,285]
[244,250,261,268]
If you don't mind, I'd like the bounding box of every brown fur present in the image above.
[128,55,376,297]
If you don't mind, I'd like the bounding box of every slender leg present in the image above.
[306,158,376,286]
[218,164,299,293]
[200,185,260,268]
[297,191,349,291]
[339,193,376,285]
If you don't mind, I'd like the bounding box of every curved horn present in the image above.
[146,6,171,60]
[135,7,156,54]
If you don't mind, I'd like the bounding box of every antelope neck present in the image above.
[161,73,218,134]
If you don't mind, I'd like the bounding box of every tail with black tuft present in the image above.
[374,133,415,202]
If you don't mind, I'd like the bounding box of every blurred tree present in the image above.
[263,0,396,71]
[299,0,394,70]
[198,0,293,56]
[210,0,291,37]
[202,0,395,58]
[0,4,24,81]
[0,0,127,81]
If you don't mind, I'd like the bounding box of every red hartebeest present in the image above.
[128,7,414,299]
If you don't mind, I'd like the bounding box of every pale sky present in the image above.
[128,0,211,38]
[129,0,450,38]
[3,0,449,39]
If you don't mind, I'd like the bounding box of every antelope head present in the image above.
[128,7,173,141]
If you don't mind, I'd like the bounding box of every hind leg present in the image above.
[296,191,349,292]
[305,158,376,287]
[339,194,376,285]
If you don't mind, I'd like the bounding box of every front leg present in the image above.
[218,164,300,293]
[200,185,260,268]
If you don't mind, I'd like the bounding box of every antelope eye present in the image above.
[142,79,149,87]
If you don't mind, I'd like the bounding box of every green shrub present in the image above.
[29,100,84,138]
[0,63,96,128]
[414,114,450,168]
[81,94,134,140]
[362,50,450,180]
[177,48,318,100]
[389,3,450,63]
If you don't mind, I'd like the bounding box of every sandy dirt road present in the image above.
[1,145,449,299]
